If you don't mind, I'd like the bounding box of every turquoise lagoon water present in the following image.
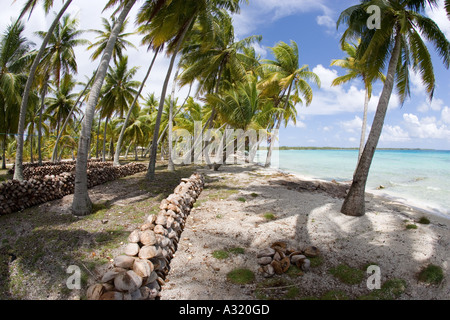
[255,149,450,218]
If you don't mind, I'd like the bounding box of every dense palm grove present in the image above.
[1,0,449,217]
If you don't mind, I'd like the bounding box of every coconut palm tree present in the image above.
[0,20,35,169]
[259,40,321,167]
[72,0,137,216]
[34,13,87,162]
[331,39,385,162]
[113,46,162,166]
[141,0,244,179]
[87,17,137,64]
[98,55,140,161]
[338,0,450,217]
[35,14,87,88]
[14,0,73,181]
[44,75,79,144]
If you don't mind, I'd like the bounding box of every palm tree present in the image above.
[259,40,321,167]
[72,0,137,216]
[113,46,162,166]
[14,0,73,181]
[0,20,35,169]
[34,13,87,162]
[87,16,137,64]
[44,75,79,145]
[338,0,450,217]
[331,39,385,162]
[98,55,140,161]
[140,0,244,180]
[121,105,152,160]
[35,14,87,88]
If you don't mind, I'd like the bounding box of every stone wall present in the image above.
[86,173,205,300]
[0,162,147,216]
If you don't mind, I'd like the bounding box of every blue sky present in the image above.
[2,0,450,150]
[233,0,450,150]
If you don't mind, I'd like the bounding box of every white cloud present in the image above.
[403,113,450,140]
[426,0,450,39]
[232,0,330,37]
[442,107,450,124]
[316,15,335,30]
[417,98,445,113]
[298,65,399,116]
[380,125,410,142]
[340,116,363,133]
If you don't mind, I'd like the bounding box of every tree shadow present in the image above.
[162,169,449,300]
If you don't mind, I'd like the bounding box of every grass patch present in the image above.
[406,224,418,230]
[417,217,430,224]
[250,193,259,198]
[212,247,245,259]
[359,279,407,300]
[237,197,246,202]
[228,247,245,255]
[227,268,254,284]
[418,264,444,285]
[212,250,229,260]
[329,264,365,285]
[263,212,276,221]
[309,256,324,268]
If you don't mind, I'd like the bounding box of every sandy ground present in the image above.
[160,163,450,300]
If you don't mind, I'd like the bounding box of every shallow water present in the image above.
[256,149,450,218]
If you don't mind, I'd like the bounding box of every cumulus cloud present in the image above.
[340,116,363,133]
[442,107,450,124]
[232,0,330,37]
[403,113,450,140]
[380,125,410,142]
[298,65,399,116]
[425,0,450,39]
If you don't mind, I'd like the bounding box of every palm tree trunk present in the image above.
[265,117,281,168]
[29,127,34,164]
[266,83,293,167]
[72,0,136,216]
[146,16,194,180]
[38,82,48,165]
[96,116,101,159]
[13,0,73,181]
[102,115,109,162]
[167,68,179,172]
[114,50,159,166]
[358,88,370,162]
[2,136,7,170]
[341,25,402,217]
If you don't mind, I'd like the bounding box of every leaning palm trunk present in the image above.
[38,82,48,165]
[13,0,73,181]
[102,115,109,161]
[147,17,194,180]
[341,26,402,217]
[167,68,179,172]
[113,51,159,166]
[266,83,293,167]
[358,88,370,162]
[71,0,136,216]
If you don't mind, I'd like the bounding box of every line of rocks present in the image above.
[0,162,147,216]
[86,173,205,300]
[257,241,320,278]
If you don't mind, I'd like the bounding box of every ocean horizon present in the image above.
[255,148,450,219]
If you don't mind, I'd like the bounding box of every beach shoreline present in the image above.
[161,162,450,300]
